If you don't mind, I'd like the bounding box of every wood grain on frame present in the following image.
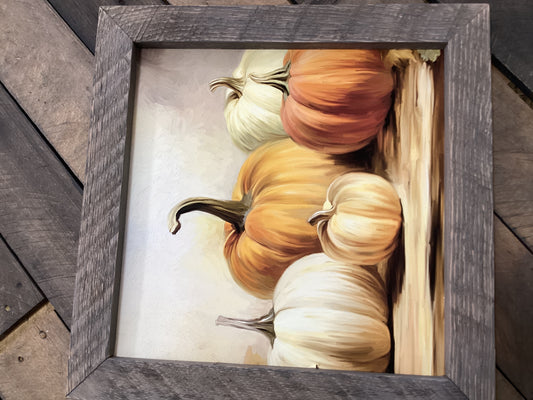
[103,4,471,48]
[434,0,533,100]
[443,6,494,400]
[72,357,467,400]
[69,8,136,393]
[69,4,494,399]
[46,0,169,54]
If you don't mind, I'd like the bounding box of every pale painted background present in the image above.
[115,49,272,364]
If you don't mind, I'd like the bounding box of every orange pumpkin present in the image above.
[252,50,394,155]
[167,139,352,298]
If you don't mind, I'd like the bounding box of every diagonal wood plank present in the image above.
[47,0,169,55]
[0,0,93,182]
[496,369,525,400]
[494,216,533,399]
[492,68,533,251]
[0,84,82,328]
[0,302,69,400]
[0,238,43,337]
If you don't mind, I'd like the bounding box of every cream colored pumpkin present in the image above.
[217,253,391,372]
[209,50,288,151]
[309,172,402,266]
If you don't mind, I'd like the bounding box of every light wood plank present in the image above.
[0,84,82,328]
[0,302,69,400]
[0,239,43,336]
[494,217,533,399]
[0,0,93,182]
[492,67,533,250]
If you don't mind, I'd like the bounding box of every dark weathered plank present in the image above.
[47,0,168,54]
[443,5,494,400]
[0,302,69,400]
[433,0,533,100]
[496,369,525,400]
[0,84,82,328]
[494,217,533,399]
[68,10,135,393]
[492,68,533,250]
[71,357,466,400]
[0,238,43,336]
[0,0,92,182]
[104,4,479,48]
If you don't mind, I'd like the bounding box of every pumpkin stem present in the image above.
[308,208,335,226]
[209,77,244,98]
[249,61,291,96]
[167,194,252,235]
[216,308,276,345]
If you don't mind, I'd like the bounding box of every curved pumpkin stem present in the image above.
[249,61,291,96]
[209,77,244,98]
[308,208,335,226]
[167,194,252,235]
[216,308,276,345]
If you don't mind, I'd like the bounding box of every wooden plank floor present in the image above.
[0,0,531,399]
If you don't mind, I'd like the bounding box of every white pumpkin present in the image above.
[209,50,288,151]
[309,172,402,266]
[217,253,391,372]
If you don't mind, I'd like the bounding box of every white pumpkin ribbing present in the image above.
[268,253,390,372]
[216,50,288,151]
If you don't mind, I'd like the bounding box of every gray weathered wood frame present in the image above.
[68,4,493,399]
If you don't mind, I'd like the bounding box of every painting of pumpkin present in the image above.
[309,172,402,266]
[119,48,444,372]
[167,138,353,299]
[209,50,289,151]
[216,253,391,372]
[251,49,394,154]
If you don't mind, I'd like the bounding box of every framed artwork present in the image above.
[68,4,494,399]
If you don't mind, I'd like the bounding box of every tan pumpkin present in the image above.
[167,139,352,299]
[309,172,402,265]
